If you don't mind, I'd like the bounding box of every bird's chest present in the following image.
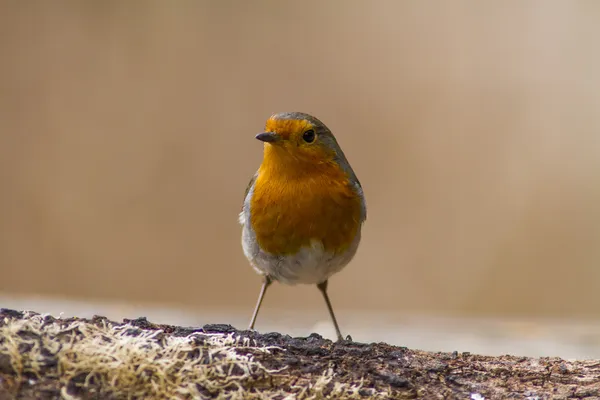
[249,173,361,256]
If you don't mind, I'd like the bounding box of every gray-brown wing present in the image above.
[320,133,367,223]
[242,172,258,211]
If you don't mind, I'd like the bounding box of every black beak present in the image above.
[255,132,279,143]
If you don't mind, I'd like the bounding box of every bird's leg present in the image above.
[248,275,272,330]
[317,280,344,341]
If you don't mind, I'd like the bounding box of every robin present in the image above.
[239,112,366,341]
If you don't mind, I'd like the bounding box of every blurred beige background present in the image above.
[2,2,600,356]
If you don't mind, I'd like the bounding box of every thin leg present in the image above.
[248,275,272,330]
[317,280,344,341]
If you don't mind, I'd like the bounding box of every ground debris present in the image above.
[1,308,599,399]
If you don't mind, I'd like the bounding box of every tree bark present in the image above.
[1,309,599,399]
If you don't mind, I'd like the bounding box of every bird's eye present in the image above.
[302,129,316,143]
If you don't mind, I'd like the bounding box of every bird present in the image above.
[239,112,366,341]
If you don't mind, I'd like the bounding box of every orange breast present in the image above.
[249,161,362,256]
